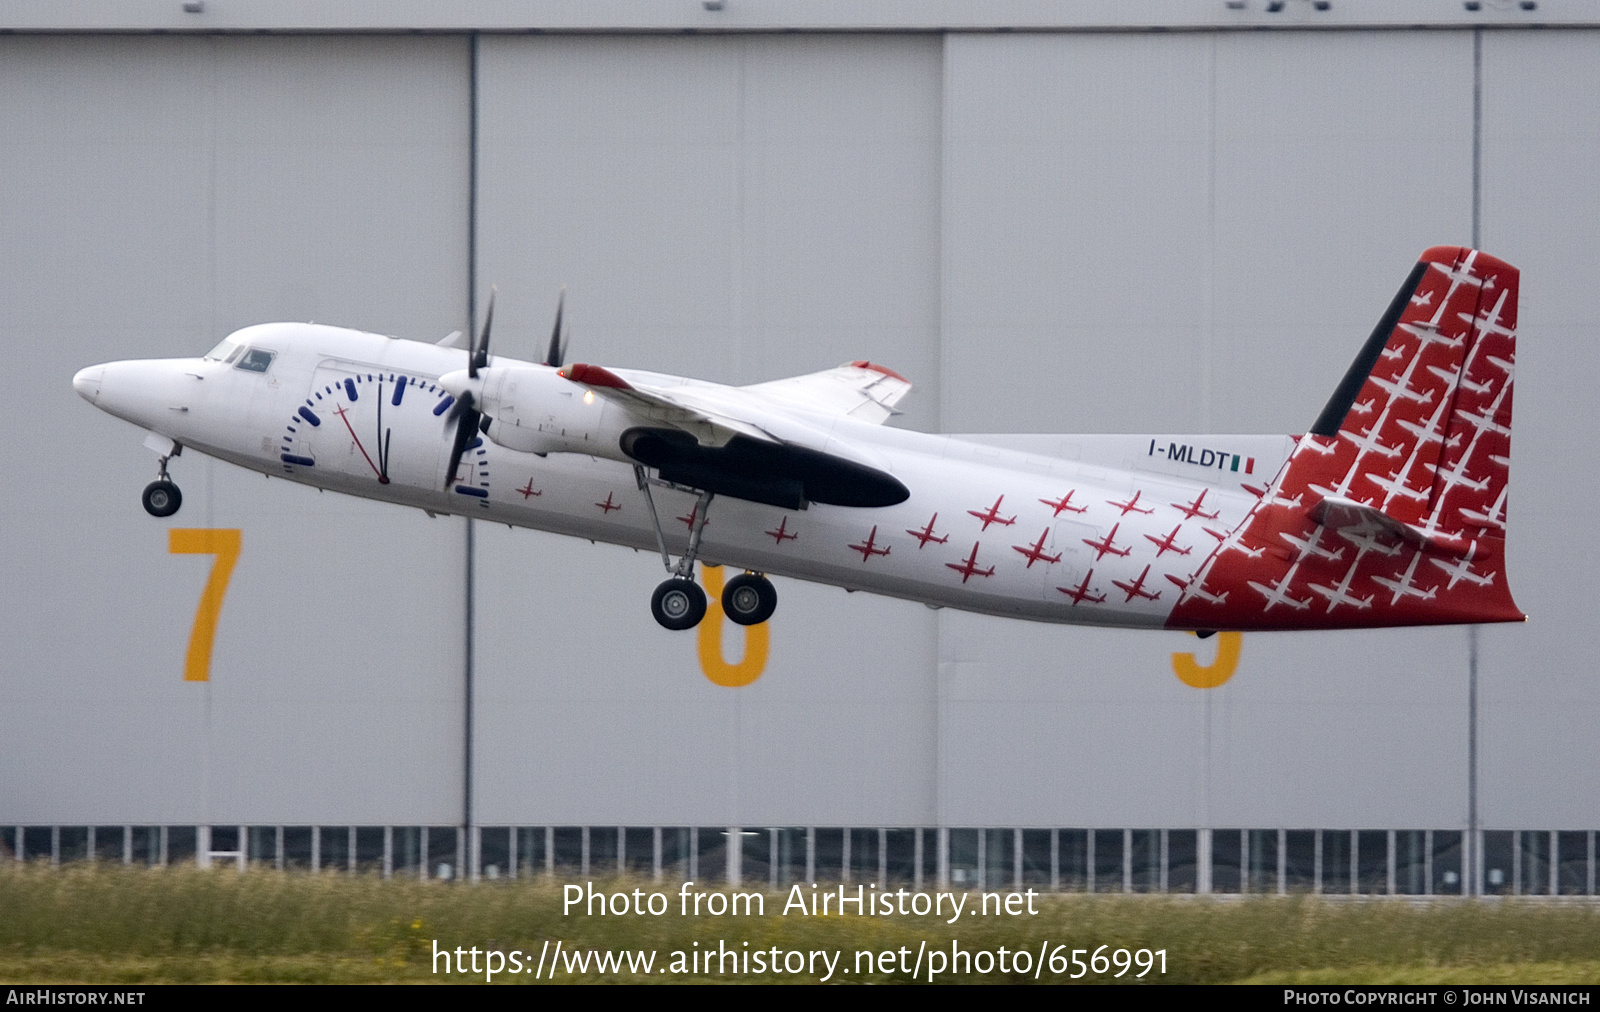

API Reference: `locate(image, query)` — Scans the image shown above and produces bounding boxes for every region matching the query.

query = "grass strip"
[1,865,1596,984]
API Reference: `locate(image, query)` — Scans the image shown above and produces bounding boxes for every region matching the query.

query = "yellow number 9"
[1171,631,1241,689]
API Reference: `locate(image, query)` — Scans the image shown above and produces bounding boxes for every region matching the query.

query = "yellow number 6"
[696,564,769,688]
[168,529,242,682]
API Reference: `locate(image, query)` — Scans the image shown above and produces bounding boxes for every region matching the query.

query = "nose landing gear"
[142,479,182,518]
[141,452,182,518]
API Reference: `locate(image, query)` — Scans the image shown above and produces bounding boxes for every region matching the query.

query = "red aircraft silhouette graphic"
[906,513,949,548]
[1082,523,1132,561]
[848,525,891,562]
[946,542,996,583]
[1143,524,1192,557]
[765,516,798,544]
[967,496,1016,530]
[1170,489,1218,521]
[1039,491,1087,516]
[594,491,621,513]
[1112,564,1162,603]
[1108,490,1155,516]
[517,478,542,499]
[677,502,708,530]
[1012,529,1062,568]
[1058,569,1106,605]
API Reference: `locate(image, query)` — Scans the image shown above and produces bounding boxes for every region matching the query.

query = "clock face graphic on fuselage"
[278,365,490,507]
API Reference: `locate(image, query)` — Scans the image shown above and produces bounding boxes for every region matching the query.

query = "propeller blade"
[444,390,480,488]
[443,387,470,423]
[470,286,496,378]
[544,287,566,368]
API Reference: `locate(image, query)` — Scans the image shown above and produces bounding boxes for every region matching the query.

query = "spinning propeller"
[442,287,571,488]
[544,287,567,368]
[442,287,494,488]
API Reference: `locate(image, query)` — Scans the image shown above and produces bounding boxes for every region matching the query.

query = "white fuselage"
[74,323,1293,628]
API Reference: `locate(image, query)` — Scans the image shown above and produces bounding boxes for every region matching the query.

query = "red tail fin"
[1169,247,1522,630]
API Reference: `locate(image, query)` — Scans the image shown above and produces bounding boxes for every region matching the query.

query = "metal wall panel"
[0,36,471,824]
[936,31,1485,828]
[3,26,1594,834]
[471,34,943,826]
[1477,28,1600,829]
[4,0,1588,33]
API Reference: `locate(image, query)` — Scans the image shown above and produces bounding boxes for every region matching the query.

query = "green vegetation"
[0,865,1596,984]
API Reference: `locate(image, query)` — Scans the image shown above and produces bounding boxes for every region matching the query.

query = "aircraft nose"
[72,364,105,403]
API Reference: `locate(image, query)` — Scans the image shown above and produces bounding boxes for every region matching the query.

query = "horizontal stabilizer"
[1309,494,1468,556]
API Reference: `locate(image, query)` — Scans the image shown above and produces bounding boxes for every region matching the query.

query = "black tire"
[142,480,182,518]
[722,572,777,626]
[651,577,707,631]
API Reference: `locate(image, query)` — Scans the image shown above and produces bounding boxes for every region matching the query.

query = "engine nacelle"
[476,365,635,460]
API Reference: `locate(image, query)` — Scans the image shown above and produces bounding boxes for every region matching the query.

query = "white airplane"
[1278,527,1344,563]
[73,246,1528,633]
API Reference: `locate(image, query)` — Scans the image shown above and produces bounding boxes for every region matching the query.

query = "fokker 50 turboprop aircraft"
[73,246,1523,633]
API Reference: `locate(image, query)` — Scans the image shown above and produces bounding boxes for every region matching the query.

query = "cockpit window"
[204,338,240,362]
[235,348,276,373]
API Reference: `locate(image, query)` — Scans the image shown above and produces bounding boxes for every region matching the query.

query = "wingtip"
[849,360,910,384]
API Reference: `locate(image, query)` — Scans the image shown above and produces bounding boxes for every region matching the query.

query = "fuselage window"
[235,348,276,373]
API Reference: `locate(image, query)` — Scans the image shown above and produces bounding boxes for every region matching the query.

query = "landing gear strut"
[633,466,780,630]
[142,452,182,518]
[635,465,713,630]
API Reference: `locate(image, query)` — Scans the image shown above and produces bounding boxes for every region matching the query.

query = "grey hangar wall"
[2,19,1597,836]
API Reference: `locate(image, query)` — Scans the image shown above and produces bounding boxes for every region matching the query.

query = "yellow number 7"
[168,529,242,682]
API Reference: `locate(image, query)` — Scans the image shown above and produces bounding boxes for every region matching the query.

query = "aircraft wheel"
[141,480,182,518]
[722,573,777,626]
[651,578,706,631]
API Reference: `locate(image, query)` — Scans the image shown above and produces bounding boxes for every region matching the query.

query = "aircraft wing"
[739,361,912,424]
[556,362,911,509]
[561,363,773,448]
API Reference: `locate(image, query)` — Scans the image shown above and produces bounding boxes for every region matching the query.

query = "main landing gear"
[141,450,183,518]
[650,577,705,632]
[634,465,777,631]
[721,571,777,626]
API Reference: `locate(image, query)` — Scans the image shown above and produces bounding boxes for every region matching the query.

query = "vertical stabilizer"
[1168,247,1523,630]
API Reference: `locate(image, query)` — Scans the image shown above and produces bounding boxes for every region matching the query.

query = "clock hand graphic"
[331,402,387,483]
[281,370,491,502]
